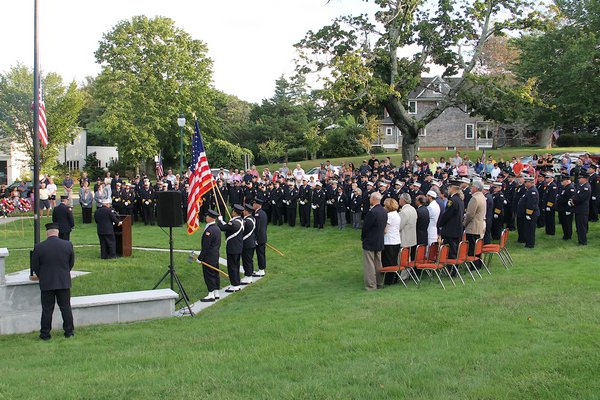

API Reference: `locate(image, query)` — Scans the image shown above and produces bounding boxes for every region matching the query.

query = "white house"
[57,129,119,170]
[0,139,29,185]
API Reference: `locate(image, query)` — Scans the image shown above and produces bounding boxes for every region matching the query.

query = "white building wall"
[0,140,29,184]
[57,129,87,170]
[87,146,119,169]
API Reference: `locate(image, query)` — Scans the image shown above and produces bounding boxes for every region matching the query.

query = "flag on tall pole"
[155,150,164,179]
[37,78,48,147]
[186,118,215,234]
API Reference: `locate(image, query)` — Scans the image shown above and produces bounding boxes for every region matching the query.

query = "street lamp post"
[177,113,186,173]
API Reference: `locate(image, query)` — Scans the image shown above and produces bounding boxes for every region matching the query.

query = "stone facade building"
[375,76,496,151]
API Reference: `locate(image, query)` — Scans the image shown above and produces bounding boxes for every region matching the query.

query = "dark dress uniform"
[284,186,299,227]
[542,179,558,235]
[334,190,349,229]
[121,188,135,218]
[536,179,546,228]
[437,192,464,258]
[198,222,222,292]
[517,184,539,248]
[513,184,527,243]
[589,171,600,222]
[484,191,494,244]
[254,207,268,273]
[416,204,430,246]
[111,187,124,214]
[270,185,284,225]
[556,180,576,240]
[311,186,327,228]
[326,185,338,226]
[217,214,244,288]
[94,205,121,259]
[140,186,155,225]
[491,188,505,240]
[229,185,243,207]
[503,179,516,230]
[52,202,74,241]
[350,191,363,228]
[571,180,591,245]
[214,184,228,213]
[298,184,312,227]
[462,187,472,209]
[31,234,75,340]
[241,213,256,279]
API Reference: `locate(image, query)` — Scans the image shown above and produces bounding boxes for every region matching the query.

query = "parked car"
[210,168,230,182]
[2,180,33,198]
[304,166,341,182]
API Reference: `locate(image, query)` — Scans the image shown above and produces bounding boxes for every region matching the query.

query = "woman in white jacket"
[426,190,441,245]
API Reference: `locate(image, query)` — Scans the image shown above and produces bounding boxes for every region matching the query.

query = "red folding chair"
[445,241,469,284]
[465,238,488,277]
[481,229,512,270]
[381,247,415,288]
[415,244,454,289]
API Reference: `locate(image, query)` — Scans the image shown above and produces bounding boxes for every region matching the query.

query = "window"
[385,127,393,136]
[465,123,475,139]
[477,122,492,139]
[446,146,456,151]
[408,101,417,114]
[418,128,426,137]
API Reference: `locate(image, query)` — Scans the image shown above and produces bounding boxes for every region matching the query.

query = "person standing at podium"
[94,199,122,259]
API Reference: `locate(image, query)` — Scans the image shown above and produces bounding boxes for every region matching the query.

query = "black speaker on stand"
[153,191,193,316]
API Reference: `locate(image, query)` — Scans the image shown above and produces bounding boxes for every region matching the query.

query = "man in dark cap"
[217,204,245,292]
[556,174,576,240]
[252,198,268,277]
[588,164,599,222]
[311,181,326,228]
[569,170,591,245]
[94,199,122,259]
[52,195,75,241]
[542,172,558,236]
[240,204,257,284]
[198,210,222,302]
[31,223,75,340]
[517,176,539,248]
[437,180,464,259]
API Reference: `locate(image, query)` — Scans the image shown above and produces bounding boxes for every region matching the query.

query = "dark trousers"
[537,209,545,228]
[82,207,93,223]
[559,211,573,240]
[242,247,255,277]
[516,216,525,243]
[443,237,459,259]
[575,213,588,245]
[300,205,310,227]
[227,253,241,286]
[492,215,503,240]
[286,207,297,227]
[272,204,282,225]
[466,233,482,267]
[328,205,337,226]
[483,222,492,244]
[524,217,537,248]
[40,289,74,339]
[142,204,154,225]
[313,207,325,228]
[505,206,515,230]
[382,244,400,285]
[202,262,220,292]
[545,209,556,235]
[59,232,70,241]
[256,243,266,270]
[99,233,116,259]
[590,198,599,222]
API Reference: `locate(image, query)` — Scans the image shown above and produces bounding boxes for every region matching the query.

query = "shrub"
[287,147,307,162]
[207,139,253,170]
[556,133,578,147]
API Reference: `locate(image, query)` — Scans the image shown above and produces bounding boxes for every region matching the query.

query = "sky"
[0,0,374,103]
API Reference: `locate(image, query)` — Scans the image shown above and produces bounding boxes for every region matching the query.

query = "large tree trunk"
[384,96,420,161]
[538,128,554,149]
[401,131,419,162]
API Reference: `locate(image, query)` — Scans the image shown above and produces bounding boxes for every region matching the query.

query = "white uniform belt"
[243,218,255,240]
[226,219,243,243]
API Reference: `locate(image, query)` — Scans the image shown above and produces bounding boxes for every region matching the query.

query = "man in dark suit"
[517,176,540,248]
[437,181,465,259]
[415,195,430,246]
[361,191,388,291]
[31,223,75,340]
[94,199,122,259]
[240,204,257,284]
[198,210,222,302]
[570,170,591,245]
[217,204,244,292]
[252,199,269,277]
[52,195,74,241]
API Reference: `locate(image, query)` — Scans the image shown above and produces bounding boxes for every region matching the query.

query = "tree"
[205,139,252,170]
[0,64,84,172]
[303,126,326,160]
[212,90,252,144]
[93,15,216,171]
[257,139,286,164]
[295,0,541,160]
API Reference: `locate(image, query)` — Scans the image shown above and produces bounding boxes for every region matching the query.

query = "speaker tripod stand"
[153,227,194,316]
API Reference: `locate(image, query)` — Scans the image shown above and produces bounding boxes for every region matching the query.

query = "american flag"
[187,119,215,234]
[155,151,164,179]
[37,78,48,147]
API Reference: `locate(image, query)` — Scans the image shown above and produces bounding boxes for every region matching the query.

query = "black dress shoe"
[64,333,74,338]
[39,336,51,341]
[200,297,215,303]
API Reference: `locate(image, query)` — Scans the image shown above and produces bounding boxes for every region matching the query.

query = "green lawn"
[0,207,599,399]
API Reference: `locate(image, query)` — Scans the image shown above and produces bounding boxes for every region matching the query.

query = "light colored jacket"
[398,203,417,248]
[464,191,486,236]
[427,200,440,244]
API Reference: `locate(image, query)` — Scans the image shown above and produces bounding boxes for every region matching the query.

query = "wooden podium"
[115,215,132,257]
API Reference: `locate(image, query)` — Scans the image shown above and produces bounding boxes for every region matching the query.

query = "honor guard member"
[112,182,123,214]
[334,184,349,229]
[94,199,122,259]
[483,183,494,244]
[556,174,576,240]
[513,176,528,243]
[240,204,257,284]
[569,170,591,245]
[217,204,244,292]
[214,179,228,212]
[243,181,256,206]
[517,175,539,248]
[298,177,311,227]
[31,223,75,340]
[252,199,268,277]
[363,181,375,220]
[229,180,243,207]
[121,183,135,218]
[311,181,327,228]
[536,174,547,228]
[199,210,222,302]
[460,177,472,208]
[588,164,600,222]
[283,179,299,227]
[270,180,284,225]
[542,172,558,235]
[326,180,339,226]
[140,180,155,225]
[52,195,75,241]
[491,182,505,240]
[350,187,363,229]
[437,180,464,259]
[503,173,517,230]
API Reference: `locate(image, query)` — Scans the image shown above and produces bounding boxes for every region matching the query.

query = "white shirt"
[293,168,305,181]
[384,211,401,245]
[491,167,501,180]
[427,200,441,244]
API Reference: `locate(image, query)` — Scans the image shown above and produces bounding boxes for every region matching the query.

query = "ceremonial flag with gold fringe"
[187,119,215,234]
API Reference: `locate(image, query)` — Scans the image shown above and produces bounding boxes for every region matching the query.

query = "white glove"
[504,200,507,205]
[271,200,276,205]
[546,207,551,212]
[526,216,531,220]
[568,200,574,207]
[565,212,571,215]
[493,214,498,219]
[311,204,317,209]
[218,216,224,222]
[593,197,597,201]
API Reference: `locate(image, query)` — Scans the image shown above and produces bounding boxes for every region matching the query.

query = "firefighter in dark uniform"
[503,173,516,230]
[217,204,244,292]
[536,174,546,228]
[588,164,599,222]
[284,179,299,227]
[252,198,268,277]
[569,170,591,245]
[491,182,505,240]
[94,199,122,259]
[542,172,558,235]
[52,195,75,241]
[270,181,284,225]
[121,183,135,219]
[311,181,326,228]
[240,204,257,285]
[483,183,494,244]
[111,182,123,214]
[326,180,338,226]
[517,176,539,248]
[460,178,472,209]
[140,180,155,225]
[214,179,228,213]
[513,177,527,243]
[229,180,243,207]
[198,209,222,302]
[437,180,464,259]
[298,178,311,227]
[556,174,576,240]
[243,181,256,206]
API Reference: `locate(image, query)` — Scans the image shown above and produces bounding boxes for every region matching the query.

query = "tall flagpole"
[32,0,41,248]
